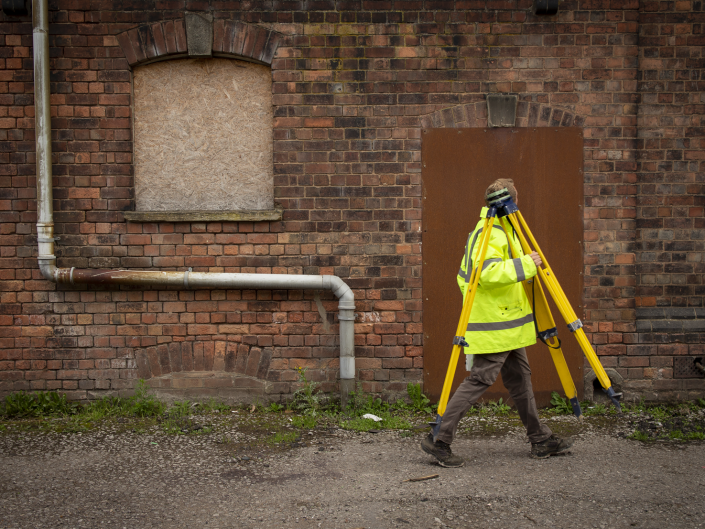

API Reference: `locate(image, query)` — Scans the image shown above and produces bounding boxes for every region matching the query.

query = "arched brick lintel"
[133,341,278,399]
[116,19,283,68]
[135,341,273,381]
[420,100,586,130]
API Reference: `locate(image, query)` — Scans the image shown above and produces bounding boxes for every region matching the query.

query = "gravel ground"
[1,414,704,529]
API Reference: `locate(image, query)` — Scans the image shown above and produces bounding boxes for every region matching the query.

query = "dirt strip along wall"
[0,0,703,402]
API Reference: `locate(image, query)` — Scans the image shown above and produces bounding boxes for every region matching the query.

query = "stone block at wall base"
[144,372,272,405]
[583,366,704,404]
[616,379,705,404]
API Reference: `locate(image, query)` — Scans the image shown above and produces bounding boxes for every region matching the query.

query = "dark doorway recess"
[421,127,585,407]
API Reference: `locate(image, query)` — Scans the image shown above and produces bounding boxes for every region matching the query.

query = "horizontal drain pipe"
[31,0,355,405]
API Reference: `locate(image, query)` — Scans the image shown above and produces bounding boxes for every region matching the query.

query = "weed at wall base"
[0,380,165,420]
[2,391,79,418]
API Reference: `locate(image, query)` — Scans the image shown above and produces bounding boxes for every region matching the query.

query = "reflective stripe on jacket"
[456,207,538,355]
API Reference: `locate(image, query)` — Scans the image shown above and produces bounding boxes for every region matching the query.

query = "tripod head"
[485,187,518,218]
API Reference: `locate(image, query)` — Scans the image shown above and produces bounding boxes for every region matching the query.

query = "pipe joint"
[53,266,72,284]
[337,311,356,322]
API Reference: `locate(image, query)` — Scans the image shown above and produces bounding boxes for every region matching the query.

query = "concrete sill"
[124,208,283,223]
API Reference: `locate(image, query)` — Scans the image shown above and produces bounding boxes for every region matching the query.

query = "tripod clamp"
[452,336,469,348]
[538,327,559,341]
[567,319,583,332]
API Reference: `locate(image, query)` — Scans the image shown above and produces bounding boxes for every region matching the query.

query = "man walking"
[422,179,573,467]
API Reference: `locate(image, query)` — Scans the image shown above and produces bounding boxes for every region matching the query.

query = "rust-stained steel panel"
[422,128,585,407]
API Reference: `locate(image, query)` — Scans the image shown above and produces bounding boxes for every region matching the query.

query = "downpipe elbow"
[38,257,57,282]
[327,275,355,308]
[324,275,356,382]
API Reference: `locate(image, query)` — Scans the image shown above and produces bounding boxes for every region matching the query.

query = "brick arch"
[419,100,586,130]
[116,19,283,68]
[134,340,274,400]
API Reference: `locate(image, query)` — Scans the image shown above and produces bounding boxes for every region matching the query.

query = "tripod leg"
[524,277,582,418]
[512,211,620,406]
[506,211,622,412]
[430,214,495,439]
[499,218,582,418]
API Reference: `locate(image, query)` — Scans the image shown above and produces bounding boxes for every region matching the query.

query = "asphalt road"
[1,419,704,529]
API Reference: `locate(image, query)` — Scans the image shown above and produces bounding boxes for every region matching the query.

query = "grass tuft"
[291,415,317,429]
[268,431,297,445]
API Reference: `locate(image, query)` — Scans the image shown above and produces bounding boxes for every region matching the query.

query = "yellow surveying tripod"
[430,188,622,439]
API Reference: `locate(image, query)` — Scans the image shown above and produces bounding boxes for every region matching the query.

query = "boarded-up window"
[133,58,273,212]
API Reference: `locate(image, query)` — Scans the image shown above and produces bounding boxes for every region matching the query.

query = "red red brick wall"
[632,0,705,398]
[0,0,703,402]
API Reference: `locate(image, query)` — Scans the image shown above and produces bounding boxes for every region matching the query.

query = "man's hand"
[530,251,542,268]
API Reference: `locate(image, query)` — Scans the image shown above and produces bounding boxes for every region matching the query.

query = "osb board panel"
[133,58,273,211]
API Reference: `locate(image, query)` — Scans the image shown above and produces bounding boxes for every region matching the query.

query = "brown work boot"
[531,434,573,459]
[421,433,465,468]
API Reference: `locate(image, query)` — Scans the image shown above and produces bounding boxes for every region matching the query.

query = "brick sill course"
[636,308,705,333]
[124,208,283,223]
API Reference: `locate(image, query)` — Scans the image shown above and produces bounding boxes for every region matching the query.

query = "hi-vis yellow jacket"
[456,207,538,355]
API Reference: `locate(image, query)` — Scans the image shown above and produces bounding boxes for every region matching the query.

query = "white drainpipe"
[31,0,355,405]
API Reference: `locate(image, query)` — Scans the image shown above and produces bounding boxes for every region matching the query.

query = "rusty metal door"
[422,128,585,407]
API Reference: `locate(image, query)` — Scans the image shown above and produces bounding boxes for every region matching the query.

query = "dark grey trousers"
[437,348,552,444]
